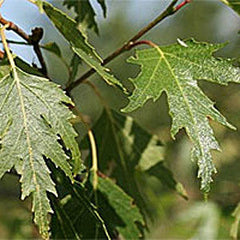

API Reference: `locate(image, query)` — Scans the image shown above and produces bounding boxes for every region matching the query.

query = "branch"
[0,14,48,76]
[65,0,191,93]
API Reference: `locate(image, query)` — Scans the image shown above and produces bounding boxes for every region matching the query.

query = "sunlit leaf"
[0,66,82,238]
[123,39,240,192]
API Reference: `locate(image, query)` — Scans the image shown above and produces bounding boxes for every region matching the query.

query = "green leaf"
[84,109,162,194]
[41,1,98,59]
[50,166,111,239]
[38,1,124,91]
[15,57,44,77]
[231,202,240,239]
[83,108,185,210]
[146,162,188,200]
[68,53,82,84]
[63,0,107,33]
[51,164,144,239]
[0,66,82,238]
[42,42,62,58]
[72,47,125,90]
[221,0,240,14]
[122,39,240,192]
[88,175,145,239]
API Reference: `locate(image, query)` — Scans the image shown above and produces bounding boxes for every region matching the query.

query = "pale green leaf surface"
[0,67,82,237]
[123,39,240,192]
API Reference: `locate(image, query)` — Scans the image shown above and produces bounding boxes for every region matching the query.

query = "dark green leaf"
[63,0,107,33]
[68,54,82,84]
[97,0,107,17]
[50,166,111,239]
[42,42,62,57]
[82,108,185,211]
[146,162,188,200]
[92,175,145,239]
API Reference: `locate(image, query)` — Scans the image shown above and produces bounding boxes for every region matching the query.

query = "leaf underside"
[0,66,82,238]
[123,39,240,192]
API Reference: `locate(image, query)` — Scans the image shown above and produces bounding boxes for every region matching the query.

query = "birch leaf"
[0,66,82,238]
[123,39,240,192]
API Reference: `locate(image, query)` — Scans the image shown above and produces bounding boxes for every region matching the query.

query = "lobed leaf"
[123,39,240,192]
[0,66,82,238]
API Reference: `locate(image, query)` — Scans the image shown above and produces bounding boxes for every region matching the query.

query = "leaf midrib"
[155,46,206,161]
[12,67,45,232]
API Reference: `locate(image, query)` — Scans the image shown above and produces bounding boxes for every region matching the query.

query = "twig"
[29,27,47,76]
[65,0,191,93]
[70,104,99,190]
[0,16,29,42]
[174,0,191,12]
[88,130,98,191]
[0,23,15,68]
[0,14,48,76]
[0,49,4,58]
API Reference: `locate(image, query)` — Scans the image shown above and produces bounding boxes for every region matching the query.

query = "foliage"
[123,40,240,192]
[63,0,106,33]
[0,0,240,239]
